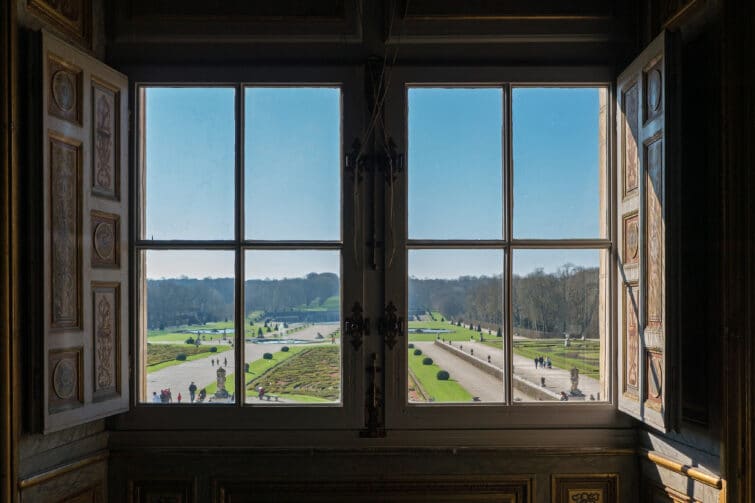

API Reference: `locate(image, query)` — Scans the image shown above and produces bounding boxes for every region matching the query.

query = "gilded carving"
[552,475,617,503]
[47,55,82,124]
[568,490,603,503]
[646,139,664,330]
[92,79,119,199]
[623,82,639,197]
[90,211,119,268]
[646,350,664,410]
[92,283,119,399]
[50,134,81,329]
[48,348,83,413]
[625,283,640,395]
[623,212,639,265]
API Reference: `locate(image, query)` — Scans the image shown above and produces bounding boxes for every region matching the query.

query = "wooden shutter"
[39,31,129,432]
[616,31,679,432]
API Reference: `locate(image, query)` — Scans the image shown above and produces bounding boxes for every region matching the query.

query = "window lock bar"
[345,301,370,351]
[378,301,404,350]
[359,352,385,438]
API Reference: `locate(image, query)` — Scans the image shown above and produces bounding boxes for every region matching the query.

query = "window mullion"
[504,83,513,406]
[235,83,245,407]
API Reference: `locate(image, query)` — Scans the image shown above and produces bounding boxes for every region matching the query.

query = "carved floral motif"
[623,83,639,196]
[92,82,118,198]
[91,211,119,268]
[646,139,664,330]
[625,284,639,393]
[50,136,80,328]
[93,284,118,398]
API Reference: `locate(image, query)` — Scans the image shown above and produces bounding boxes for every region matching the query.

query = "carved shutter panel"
[616,31,679,432]
[40,31,129,432]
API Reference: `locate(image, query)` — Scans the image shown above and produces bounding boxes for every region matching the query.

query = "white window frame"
[114,64,632,433]
[383,66,623,429]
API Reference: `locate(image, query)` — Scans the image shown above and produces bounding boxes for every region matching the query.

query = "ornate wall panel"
[551,474,618,503]
[645,349,664,411]
[615,31,677,432]
[47,54,82,125]
[90,211,119,268]
[48,347,83,413]
[622,81,640,198]
[91,78,120,200]
[622,212,639,266]
[623,282,640,397]
[91,282,119,401]
[18,452,107,502]
[49,132,82,330]
[27,0,92,48]
[40,30,130,433]
[645,136,665,334]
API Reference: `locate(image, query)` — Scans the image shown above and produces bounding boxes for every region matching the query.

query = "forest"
[146,266,599,338]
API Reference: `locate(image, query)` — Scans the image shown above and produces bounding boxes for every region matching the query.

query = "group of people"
[210,357,228,367]
[534,355,552,369]
[187,381,207,402]
[152,388,183,403]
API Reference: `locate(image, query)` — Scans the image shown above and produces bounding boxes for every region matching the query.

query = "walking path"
[443,339,602,401]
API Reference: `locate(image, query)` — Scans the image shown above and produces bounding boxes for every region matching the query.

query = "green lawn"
[498,338,601,378]
[247,346,340,402]
[146,343,230,367]
[407,318,498,342]
[407,350,473,403]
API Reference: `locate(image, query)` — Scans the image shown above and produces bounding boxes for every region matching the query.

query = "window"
[135,70,365,428]
[133,67,616,430]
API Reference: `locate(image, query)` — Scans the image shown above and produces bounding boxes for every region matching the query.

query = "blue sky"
[144,86,603,280]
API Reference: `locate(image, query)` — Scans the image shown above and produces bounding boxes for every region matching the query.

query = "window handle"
[344,301,370,351]
[378,301,404,350]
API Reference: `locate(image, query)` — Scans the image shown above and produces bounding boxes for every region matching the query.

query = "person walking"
[224,357,227,367]
[188,381,197,403]
[177,392,182,403]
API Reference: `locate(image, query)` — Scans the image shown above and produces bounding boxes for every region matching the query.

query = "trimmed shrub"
[244,363,250,373]
[408,343,415,349]
[281,346,290,352]
[436,370,450,380]
[185,337,195,345]
[422,357,433,365]
[413,348,422,356]
[209,346,218,353]
[175,353,187,361]
[263,353,273,360]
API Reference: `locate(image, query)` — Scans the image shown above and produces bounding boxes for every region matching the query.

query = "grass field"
[407,349,473,403]
[481,338,601,378]
[246,346,340,402]
[407,318,499,343]
[146,343,230,367]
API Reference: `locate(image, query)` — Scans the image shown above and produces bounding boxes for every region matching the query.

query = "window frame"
[383,66,623,429]
[118,65,366,430]
[112,63,633,432]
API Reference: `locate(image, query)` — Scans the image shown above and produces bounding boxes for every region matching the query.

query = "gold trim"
[17,450,108,489]
[641,448,723,489]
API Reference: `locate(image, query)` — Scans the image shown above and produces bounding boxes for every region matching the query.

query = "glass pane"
[512,87,605,239]
[244,250,341,404]
[144,87,235,240]
[408,249,504,403]
[245,87,341,240]
[141,250,235,405]
[512,249,606,402]
[408,88,503,239]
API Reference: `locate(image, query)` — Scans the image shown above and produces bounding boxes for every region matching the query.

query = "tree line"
[146,273,339,329]
[409,264,600,339]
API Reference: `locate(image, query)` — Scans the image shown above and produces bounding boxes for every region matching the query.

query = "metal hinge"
[344,301,370,351]
[378,301,404,350]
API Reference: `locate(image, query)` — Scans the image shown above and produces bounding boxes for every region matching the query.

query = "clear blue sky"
[145,86,603,280]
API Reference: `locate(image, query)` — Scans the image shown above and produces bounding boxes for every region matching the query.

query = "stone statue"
[570,367,581,395]
[215,367,229,399]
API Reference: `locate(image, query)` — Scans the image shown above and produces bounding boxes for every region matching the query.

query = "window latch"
[378,301,404,350]
[345,301,370,351]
